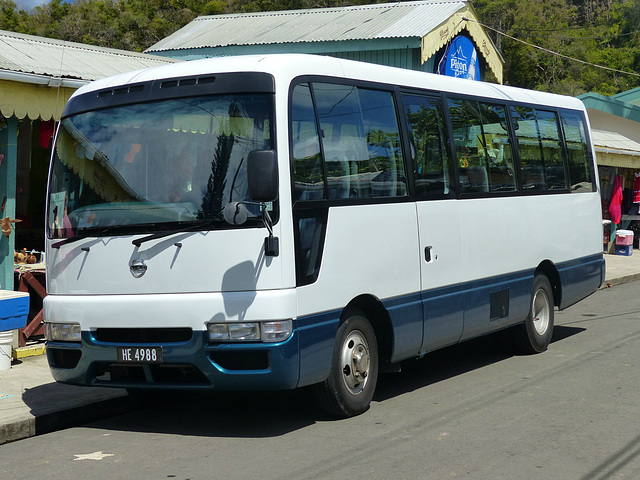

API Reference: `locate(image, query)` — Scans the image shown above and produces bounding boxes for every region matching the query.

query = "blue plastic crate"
[0,290,29,331]
[615,245,633,256]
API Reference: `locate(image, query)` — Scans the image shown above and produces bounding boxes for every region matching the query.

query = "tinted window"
[313,83,407,199]
[295,213,327,286]
[561,111,594,192]
[291,83,323,201]
[511,106,567,191]
[403,94,454,198]
[448,98,516,193]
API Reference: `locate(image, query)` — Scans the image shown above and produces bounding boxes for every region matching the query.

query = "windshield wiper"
[51,228,113,249]
[131,219,222,247]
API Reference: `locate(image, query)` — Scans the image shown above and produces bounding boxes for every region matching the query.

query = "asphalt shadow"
[374,324,586,402]
[86,389,318,438]
[30,324,586,439]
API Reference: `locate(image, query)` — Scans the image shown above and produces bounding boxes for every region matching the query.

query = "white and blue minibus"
[44,54,604,417]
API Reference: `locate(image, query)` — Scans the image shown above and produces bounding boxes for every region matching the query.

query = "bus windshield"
[48,93,274,238]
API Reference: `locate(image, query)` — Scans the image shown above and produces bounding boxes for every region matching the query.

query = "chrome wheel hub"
[340,329,370,395]
[532,288,550,335]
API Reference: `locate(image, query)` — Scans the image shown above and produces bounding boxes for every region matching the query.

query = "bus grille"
[94,328,192,343]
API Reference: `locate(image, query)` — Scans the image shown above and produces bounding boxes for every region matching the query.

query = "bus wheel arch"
[343,295,393,367]
[536,260,561,308]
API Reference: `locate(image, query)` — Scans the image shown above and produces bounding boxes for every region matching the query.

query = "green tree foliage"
[0,0,28,30]
[473,0,640,95]
[0,0,205,50]
[0,0,638,95]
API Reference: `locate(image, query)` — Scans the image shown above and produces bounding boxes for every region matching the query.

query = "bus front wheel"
[513,274,555,354]
[314,312,379,418]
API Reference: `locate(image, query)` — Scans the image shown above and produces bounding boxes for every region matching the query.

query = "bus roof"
[71,53,585,112]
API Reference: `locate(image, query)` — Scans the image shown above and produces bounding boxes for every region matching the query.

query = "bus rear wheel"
[513,274,554,354]
[314,312,378,418]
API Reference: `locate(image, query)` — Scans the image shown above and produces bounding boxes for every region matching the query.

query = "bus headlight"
[208,323,260,342]
[207,320,292,343]
[44,322,82,342]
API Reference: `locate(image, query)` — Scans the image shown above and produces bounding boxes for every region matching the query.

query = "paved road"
[2,282,640,480]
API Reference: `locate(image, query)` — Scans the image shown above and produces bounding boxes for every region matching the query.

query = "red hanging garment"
[633,173,640,204]
[39,120,55,149]
[609,175,623,224]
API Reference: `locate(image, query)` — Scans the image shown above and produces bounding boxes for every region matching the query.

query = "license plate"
[117,346,163,364]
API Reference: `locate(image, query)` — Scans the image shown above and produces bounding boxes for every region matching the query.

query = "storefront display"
[601,165,640,252]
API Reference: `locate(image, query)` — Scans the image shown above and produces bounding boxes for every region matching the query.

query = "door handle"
[425,246,433,262]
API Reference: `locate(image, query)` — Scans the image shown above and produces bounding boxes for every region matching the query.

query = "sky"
[14,0,60,11]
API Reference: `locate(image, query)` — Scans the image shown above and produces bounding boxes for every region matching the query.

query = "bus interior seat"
[325,158,352,199]
[522,166,546,190]
[489,167,516,192]
[461,166,489,192]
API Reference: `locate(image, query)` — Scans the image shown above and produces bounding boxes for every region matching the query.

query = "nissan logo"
[129,258,148,278]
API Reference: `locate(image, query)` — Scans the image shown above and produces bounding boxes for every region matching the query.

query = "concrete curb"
[35,395,141,437]
[600,273,640,289]
[0,417,34,445]
[1,393,139,445]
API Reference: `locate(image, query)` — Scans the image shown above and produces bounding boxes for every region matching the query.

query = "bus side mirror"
[247,149,278,202]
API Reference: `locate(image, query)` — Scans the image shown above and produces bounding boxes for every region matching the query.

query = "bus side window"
[535,110,567,190]
[294,212,327,286]
[402,93,454,199]
[510,106,567,191]
[448,98,516,194]
[313,83,407,199]
[560,111,594,192]
[479,102,516,193]
[358,88,407,198]
[291,83,324,201]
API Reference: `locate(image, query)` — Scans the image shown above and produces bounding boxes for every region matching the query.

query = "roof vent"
[96,84,146,98]
[160,76,216,88]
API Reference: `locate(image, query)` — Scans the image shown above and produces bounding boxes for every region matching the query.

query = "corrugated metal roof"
[0,29,178,81]
[593,129,640,156]
[146,0,467,52]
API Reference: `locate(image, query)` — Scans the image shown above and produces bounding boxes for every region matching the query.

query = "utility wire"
[497,28,640,41]
[460,15,640,78]
[480,22,640,39]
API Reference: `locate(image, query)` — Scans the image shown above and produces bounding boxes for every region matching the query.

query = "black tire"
[314,312,379,418]
[513,274,555,354]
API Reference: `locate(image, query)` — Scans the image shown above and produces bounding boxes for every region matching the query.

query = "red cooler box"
[615,229,634,246]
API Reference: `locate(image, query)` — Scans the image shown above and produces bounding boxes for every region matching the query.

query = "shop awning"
[592,129,640,169]
[0,29,179,121]
[0,79,76,121]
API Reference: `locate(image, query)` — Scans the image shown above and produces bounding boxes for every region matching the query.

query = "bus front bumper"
[45,329,301,391]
